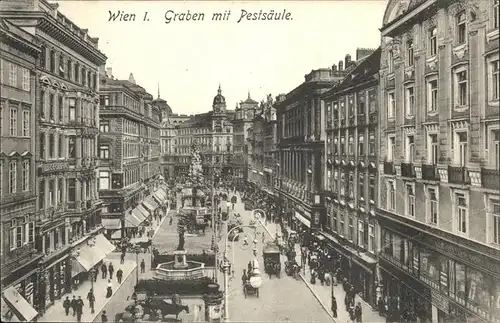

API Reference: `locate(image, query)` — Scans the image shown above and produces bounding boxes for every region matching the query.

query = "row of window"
[386,60,499,120]
[386,127,500,168]
[0,60,31,91]
[3,106,31,137]
[0,159,30,196]
[327,131,376,156]
[40,89,98,126]
[327,169,377,202]
[38,177,94,210]
[40,46,97,91]
[329,210,375,252]
[99,165,151,190]
[7,222,35,251]
[40,134,96,160]
[325,90,377,125]
[385,180,500,244]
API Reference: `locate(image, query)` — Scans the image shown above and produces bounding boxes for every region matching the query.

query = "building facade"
[276,66,348,239]
[322,48,381,307]
[248,102,265,185]
[263,95,279,189]
[378,0,499,322]
[1,0,108,311]
[173,86,235,179]
[160,115,178,180]
[98,71,163,239]
[0,18,42,321]
[233,93,259,180]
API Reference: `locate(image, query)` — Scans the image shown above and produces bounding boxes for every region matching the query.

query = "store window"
[420,246,440,289]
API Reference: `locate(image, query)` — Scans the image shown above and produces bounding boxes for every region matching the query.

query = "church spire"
[157,82,160,98]
[248,91,251,99]
[218,83,222,95]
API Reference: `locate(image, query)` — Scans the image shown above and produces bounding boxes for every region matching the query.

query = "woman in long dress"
[106,279,113,298]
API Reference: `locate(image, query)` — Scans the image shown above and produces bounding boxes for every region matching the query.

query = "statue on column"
[177,219,186,251]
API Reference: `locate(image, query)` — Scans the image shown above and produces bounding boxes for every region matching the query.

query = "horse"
[135,239,152,253]
[114,311,135,322]
[144,299,189,320]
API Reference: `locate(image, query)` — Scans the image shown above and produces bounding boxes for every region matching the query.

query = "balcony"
[384,161,396,175]
[448,166,470,185]
[421,164,440,181]
[401,163,415,178]
[38,160,69,175]
[481,168,500,190]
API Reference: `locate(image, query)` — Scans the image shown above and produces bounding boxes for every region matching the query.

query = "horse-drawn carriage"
[116,293,189,322]
[263,243,281,279]
[243,268,262,298]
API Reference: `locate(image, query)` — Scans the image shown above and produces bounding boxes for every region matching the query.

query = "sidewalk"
[292,242,385,323]
[39,258,137,322]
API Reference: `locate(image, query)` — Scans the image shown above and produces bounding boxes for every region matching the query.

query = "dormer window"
[406,40,414,66]
[457,12,467,45]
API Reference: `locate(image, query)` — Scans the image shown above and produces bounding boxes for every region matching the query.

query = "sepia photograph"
[0,0,499,322]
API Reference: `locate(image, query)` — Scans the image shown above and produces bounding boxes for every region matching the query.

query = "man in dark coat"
[116,268,123,284]
[108,263,114,279]
[70,295,77,316]
[87,288,95,314]
[120,252,125,264]
[355,302,362,323]
[75,296,84,322]
[101,310,108,322]
[140,259,146,273]
[331,295,338,318]
[101,263,107,279]
[63,296,71,316]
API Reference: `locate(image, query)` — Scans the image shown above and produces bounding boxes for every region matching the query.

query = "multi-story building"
[173,86,235,178]
[0,18,42,321]
[160,115,178,180]
[233,93,259,180]
[98,70,164,239]
[377,1,499,322]
[248,102,265,185]
[322,48,381,307]
[263,94,279,189]
[276,64,348,239]
[1,0,110,311]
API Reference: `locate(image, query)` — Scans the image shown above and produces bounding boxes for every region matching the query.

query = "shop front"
[319,230,377,306]
[294,207,312,245]
[378,210,500,323]
[38,253,72,310]
[71,234,116,288]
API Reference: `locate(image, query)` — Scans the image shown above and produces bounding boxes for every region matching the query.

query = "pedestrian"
[348,306,356,323]
[87,288,95,314]
[93,269,98,282]
[331,295,338,318]
[101,263,107,279]
[355,302,362,323]
[120,252,125,264]
[108,263,114,280]
[345,294,350,311]
[101,310,108,322]
[106,279,113,298]
[140,259,146,273]
[75,296,84,323]
[70,295,77,316]
[117,268,123,284]
[63,296,71,316]
[169,216,173,225]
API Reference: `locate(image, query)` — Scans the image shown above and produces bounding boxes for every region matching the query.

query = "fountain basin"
[155,261,206,280]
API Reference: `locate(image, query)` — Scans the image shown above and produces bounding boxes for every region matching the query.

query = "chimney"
[345,54,352,68]
[106,67,113,78]
[339,61,344,71]
[331,64,337,71]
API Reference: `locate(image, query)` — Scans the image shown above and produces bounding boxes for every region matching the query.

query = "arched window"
[50,50,55,73]
[8,160,17,194]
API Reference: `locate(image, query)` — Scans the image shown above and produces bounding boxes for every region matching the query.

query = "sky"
[56,0,388,115]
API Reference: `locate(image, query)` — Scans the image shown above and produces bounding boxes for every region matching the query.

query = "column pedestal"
[202,283,223,323]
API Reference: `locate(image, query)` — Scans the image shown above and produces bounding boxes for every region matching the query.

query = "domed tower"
[212,84,226,116]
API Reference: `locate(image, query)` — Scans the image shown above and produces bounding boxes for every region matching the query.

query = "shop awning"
[132,208,147,222]
[294,211,311,228]
[111,230,122,239]
[153,189,168,205]
[102,218,122,230]
[136,204,150,218]
[2,287,38,322]
[125,210,143,228]
[263,167,273,173]
[71,234,115,276]
[142,196,159,212]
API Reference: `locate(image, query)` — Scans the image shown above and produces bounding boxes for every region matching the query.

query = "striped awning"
[136,204,150,217]
[125,210,143,228]
[102,218,121,230]
[142,196,159,212]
